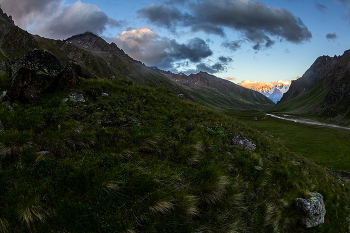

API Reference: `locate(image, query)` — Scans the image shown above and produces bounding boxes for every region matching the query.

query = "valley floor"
[225,110,350,173]
[266,113,350,131]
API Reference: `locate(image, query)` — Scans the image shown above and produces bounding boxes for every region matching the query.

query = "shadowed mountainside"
[271,49,350,121]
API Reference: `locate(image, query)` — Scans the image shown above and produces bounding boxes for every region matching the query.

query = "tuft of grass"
[17,199,55,229]
[149,201,174,214]
[0,218,9,233]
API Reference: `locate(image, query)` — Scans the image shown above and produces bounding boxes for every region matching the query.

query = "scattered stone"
[178,94,184,99]
[101,92,109,97]
[0,91,7,102]
[10,49,62,102]
[295,192,326,228]
[231,133,256,151]
[38,151,50,156]
[69,92,85,103]
[326,168,350,180]
[58,61,81,90]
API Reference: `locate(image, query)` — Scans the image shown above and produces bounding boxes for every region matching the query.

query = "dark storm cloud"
[182,55,233,74]
[0,0,122,39]
[253,43,262,51]
[218,56,233,64]
[138,0,312,46]
[113,28,213,71]
[137,3,193,31]
[315,3,328,14]
[265,39,275,48]
[168,37,213,63]
[189,0,312,44]
[222,40,243,52]
[326,33,337,40]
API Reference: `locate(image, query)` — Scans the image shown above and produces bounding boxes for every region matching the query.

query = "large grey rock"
[232,133,256,151]
[295,192,326,228]
[10,49,62,102]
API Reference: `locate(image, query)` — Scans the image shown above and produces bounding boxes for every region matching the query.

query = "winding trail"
[266,114,350,131]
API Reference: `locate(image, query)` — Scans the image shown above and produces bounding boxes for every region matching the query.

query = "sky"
[0,0,349,83]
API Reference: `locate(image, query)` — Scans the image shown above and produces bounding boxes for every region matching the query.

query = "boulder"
[295,192,326,228]
[10,49,62,102]
[69,92,85,103]
[232,133,256,151]
[58,61,81,90]
[0,91,8,102]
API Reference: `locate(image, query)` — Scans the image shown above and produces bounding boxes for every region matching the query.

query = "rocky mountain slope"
[271,50,350,120]
[239,80,290,103]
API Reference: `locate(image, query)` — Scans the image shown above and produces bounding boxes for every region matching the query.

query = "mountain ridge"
[0,13,274,111]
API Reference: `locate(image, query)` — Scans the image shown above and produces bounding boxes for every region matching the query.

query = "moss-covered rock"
[10,49,62,102]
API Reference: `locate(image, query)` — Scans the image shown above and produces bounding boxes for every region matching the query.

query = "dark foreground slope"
[0,9,273,111]
[271,49,350,121]
[0,75,349,232]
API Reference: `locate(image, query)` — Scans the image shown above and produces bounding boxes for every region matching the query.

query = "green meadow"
[225,110,350,173]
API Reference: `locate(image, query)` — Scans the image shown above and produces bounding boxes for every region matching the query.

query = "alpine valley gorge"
[0,7,349,233]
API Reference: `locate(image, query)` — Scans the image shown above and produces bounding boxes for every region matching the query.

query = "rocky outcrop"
[0,7,14,24]
[295,192,326,228]
[231,134,256,151]
[10,49,62,102]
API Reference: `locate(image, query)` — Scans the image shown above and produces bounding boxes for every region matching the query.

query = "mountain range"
[0,11,274,111]
[239,80,290,103]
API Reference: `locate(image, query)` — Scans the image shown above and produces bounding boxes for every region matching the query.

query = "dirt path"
[266,114,350,131]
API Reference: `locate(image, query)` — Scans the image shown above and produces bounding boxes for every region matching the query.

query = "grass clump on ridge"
[0,78,349,232]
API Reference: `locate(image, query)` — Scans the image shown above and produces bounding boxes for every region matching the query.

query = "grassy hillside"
[0,77,349,232]
[269,83,330,113]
